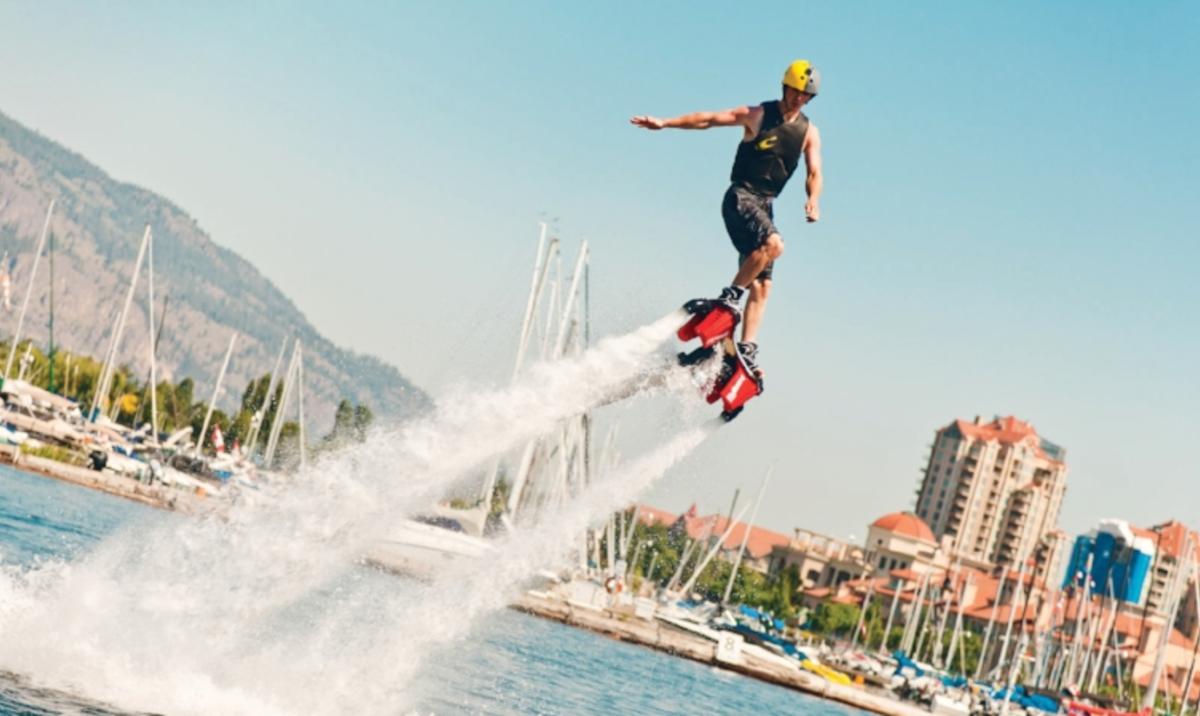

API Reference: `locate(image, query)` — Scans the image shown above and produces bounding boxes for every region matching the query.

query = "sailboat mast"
[146,231,158,441]
[195,332,237,456]
[680,503,752,595]
[248,336,288,455]
[1142,536,1195,710]
[5,199,54,380]
[581,260,591,489]
[91,226,151,419]
[552,242,588,358]
[264,339,300,468]
[723,467,773,604]
[512,223,551,381]
[479,229,556,505]
[47,226,55,393]
[296,343,305,468]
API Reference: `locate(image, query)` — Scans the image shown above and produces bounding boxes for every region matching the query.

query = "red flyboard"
[707,356,761,417]
[677,305,737,348]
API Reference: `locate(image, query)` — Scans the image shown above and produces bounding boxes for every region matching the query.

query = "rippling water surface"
[0,465,867,715]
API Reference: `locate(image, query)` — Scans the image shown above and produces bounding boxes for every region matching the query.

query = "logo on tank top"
[756,136,779,151]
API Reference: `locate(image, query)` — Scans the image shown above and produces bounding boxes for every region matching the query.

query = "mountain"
[0,109,428,428]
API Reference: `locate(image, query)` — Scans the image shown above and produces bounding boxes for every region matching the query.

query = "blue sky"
[0,2,1197,541]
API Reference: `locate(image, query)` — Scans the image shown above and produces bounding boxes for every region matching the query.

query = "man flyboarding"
[631,59,823,379]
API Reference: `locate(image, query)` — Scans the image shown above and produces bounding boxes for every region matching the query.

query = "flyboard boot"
[676,287,763,421]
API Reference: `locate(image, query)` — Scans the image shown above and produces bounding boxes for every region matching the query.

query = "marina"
[0,4,1197,714]
[0,464,870,716]
[513,589,929,716]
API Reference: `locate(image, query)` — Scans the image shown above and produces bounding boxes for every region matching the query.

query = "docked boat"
[366,517,493,580]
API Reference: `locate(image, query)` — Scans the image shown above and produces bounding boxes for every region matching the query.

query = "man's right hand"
[630,115,666,130]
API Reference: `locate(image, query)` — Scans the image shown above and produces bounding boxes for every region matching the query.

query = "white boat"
[0,424,28,445]
[932,693,972,716]
[366,518,493,580]
[654,602,725,642]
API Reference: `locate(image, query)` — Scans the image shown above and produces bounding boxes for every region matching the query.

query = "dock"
[0,444,202,512]
[513,590,930,716]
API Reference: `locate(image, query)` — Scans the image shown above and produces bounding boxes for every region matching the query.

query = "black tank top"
[729,100,809,197]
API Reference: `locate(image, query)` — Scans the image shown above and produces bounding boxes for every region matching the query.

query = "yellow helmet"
[782,59,820,96]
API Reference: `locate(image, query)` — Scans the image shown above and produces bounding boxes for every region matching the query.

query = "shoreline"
[0,451,927,715]
[0,444,201,513]
[512,591,930,716]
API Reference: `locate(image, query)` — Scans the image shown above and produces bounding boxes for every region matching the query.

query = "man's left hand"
[805,199,820,223]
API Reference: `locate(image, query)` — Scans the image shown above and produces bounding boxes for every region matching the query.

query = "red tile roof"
[1125,520,1200,561]
[634,504,678,527]
[950,416,1062,464]
[963,601,1040,624]
[870,512,936,543]
[1150,520,1200,560]
[682,513,791,559]
[1130,525,1158,541]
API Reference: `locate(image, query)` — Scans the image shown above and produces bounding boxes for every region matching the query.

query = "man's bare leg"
[727,233,782,376]
[742,278,771,344]
[731,233,784,289]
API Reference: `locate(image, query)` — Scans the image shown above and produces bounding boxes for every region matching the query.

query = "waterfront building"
[1050,518,1200,696]
[767,529,867,588]
[770,512,949,591]
[1062,519,1156,604]
[1131,520,1199,622]
[1031,528,1069,588]
[1062,518,1198,622]
[863,511,946,577]
[914,415,1068,574]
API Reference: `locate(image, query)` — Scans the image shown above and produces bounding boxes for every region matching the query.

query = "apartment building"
[915,415,1068,573]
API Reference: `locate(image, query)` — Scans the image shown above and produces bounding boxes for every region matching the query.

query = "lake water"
[0,465,868,715]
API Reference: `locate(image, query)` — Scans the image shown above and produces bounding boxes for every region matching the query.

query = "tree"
[352,404,373,439]
[806,602,861,638]
[170,377,195,431]
[319,399,375,451]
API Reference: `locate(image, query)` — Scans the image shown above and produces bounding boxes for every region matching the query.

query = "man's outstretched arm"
[803,124,823,222]
[630,105,755,131]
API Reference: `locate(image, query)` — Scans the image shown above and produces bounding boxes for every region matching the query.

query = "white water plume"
[0,310,716,715]
[380,419,723,699]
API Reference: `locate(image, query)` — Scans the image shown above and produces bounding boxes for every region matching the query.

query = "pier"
[514,591,929,716]
[0,444,201,512]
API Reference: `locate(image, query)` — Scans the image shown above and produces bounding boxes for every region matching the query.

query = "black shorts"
[721,185,778,281]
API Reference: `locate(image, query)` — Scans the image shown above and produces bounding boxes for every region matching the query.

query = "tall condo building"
[915,416,1068,573]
